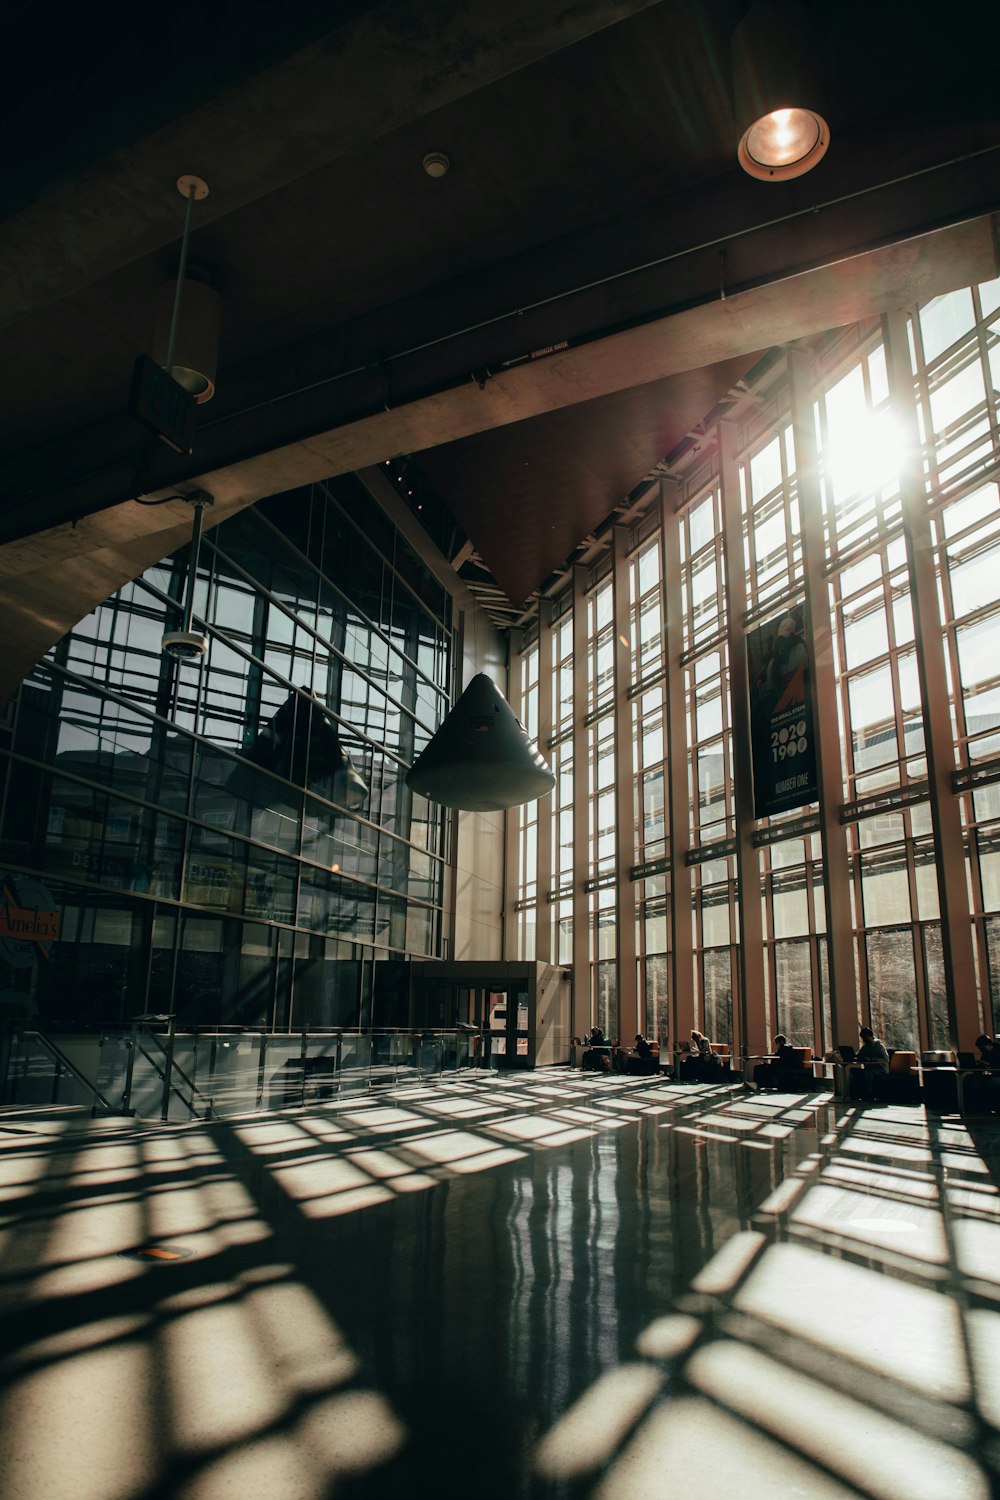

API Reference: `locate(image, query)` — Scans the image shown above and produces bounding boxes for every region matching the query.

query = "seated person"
[754,1033,792,1090]
[975,1034,999,1067]
[964,1034,1000,1113]
[625,1032,657,1075]
[582,1025,612,1073]
[683,1028,722,1082]
[854,1025,890,1101]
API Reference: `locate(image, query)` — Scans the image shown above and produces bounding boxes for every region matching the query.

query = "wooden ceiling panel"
[418,350,759,606]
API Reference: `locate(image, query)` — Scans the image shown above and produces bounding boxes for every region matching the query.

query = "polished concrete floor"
[1,1070,999,1499]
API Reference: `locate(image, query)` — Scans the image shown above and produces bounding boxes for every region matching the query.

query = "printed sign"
[0,873,61,967]
[747,607,818,818]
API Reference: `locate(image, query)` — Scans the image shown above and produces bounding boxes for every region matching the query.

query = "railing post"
[208,1034,218,1117]
[121,1021,138,1115]
[196,1034,211,1119]
[255,1032,268,1112]
[0,1024,13,1105]
[160,1017,176,1122]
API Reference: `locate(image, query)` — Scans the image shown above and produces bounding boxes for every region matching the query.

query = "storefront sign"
[0,873,61,966]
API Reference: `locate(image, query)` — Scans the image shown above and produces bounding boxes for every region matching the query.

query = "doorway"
[483,986,530,1071]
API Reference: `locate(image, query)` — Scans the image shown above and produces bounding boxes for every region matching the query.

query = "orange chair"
[774,1046,813,1092]
[878,1049,921,1104]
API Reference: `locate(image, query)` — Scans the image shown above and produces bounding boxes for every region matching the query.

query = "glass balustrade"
[1,1023,478,1121]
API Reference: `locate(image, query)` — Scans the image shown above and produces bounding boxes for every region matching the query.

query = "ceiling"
[1,0,998,659]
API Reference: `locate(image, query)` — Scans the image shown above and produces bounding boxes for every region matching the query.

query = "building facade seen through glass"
[0,478,451,1030]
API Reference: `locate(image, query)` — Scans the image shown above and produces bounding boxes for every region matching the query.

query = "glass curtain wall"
[629,530,670,1044]
[550,601,576,967]
[0,478,451,1029]
[510,272,1000,1054]
[586,578,617,1034]
[514,638,540,959]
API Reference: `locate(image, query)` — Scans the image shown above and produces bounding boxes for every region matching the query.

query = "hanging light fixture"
[406,674,556,811]
[150,175,221,402]
[162,491,213,661]
[732,1,829,181]
[151,266,222,402]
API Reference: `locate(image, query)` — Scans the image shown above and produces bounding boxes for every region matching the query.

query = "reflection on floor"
[0,1069,998,1498]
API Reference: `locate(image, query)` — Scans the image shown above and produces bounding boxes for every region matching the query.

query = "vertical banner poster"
[747,607,818,818]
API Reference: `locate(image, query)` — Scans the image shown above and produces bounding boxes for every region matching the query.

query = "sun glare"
[825,409,910,500]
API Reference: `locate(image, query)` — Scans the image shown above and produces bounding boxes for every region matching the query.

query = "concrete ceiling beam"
[1,212,994,707]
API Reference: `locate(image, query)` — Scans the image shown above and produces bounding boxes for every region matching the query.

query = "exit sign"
[130,355,197,454]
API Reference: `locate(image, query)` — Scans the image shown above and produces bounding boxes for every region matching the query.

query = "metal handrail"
[131,1028,210,1121]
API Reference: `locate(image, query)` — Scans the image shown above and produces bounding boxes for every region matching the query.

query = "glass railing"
[0,1027,115,1114]
[2,1022,479,1122]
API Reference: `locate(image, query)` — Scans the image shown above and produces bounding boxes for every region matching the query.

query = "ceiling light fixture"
[422,151,450,179]
[152,267,221,402]
[150,176,222,400]
[732,2,829,181]
[162,490,213,661]
[406,674,555,810]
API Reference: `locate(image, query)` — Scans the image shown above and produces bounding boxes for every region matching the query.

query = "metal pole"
[255,1033,268,1112]
[181,497,209,636]
[163,185,196,377]
[122,1021,138,1114]
[162,175,208,377]
[160,1016,176,1122]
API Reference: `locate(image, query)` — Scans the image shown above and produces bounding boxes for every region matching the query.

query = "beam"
[1,217,995,707]
[4,213,994,548]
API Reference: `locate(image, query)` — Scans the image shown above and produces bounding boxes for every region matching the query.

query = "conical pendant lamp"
[406,673,555,811]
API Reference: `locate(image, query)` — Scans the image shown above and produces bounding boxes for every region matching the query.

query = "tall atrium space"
[2,3,1000,1498]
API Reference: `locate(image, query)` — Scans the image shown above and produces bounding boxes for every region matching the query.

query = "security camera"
[162,630,208,661]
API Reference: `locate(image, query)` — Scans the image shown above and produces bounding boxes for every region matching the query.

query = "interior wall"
[534,962,570,1066]
[451,599,507,962]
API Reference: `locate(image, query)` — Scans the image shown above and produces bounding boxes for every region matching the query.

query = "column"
[571,565,591,1035]
[613,524,639,1043]
[534,603,554,966]
[504,630,523,962]
[787,347,860,1046]
[661,480,695,1062]
[882,308,982,1048]
[718,420,768,1060]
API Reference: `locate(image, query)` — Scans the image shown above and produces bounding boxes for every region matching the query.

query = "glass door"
[502,985,530,1070]
[486,989,508,1068]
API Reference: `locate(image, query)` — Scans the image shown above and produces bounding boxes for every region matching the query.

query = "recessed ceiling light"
[738,105,828,180]
[731,2,829,181]
[422,151,450,179]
